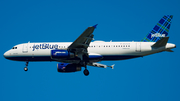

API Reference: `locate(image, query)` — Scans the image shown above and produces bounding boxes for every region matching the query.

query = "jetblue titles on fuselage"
[32,44,58,51]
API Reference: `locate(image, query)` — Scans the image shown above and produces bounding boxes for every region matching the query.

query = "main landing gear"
[24,61,29,71]
[80,61,89,76]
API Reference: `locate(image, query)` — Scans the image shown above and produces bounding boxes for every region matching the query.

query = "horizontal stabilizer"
[152,37,169,48]
[166,49,174,52]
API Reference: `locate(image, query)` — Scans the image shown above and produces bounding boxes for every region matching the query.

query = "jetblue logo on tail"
[141,15,173,42]
[151,33,165,38]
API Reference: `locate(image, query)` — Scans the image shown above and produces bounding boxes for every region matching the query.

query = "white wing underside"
[88,63,115,69]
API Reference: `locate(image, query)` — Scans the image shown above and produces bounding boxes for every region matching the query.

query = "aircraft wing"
[68,24,97,50]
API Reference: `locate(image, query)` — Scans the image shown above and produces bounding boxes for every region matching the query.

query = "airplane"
[4,15,176,76]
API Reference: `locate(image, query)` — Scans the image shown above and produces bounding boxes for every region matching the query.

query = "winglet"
[108,64,115,69]
[93,24,98,28]
[112,64,115,69]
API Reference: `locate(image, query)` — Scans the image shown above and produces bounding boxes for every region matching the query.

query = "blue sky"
[1,0,180,101]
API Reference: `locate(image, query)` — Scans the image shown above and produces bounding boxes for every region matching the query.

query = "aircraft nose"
[3,51,9,59]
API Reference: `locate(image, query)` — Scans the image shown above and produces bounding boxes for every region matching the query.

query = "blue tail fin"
[141,15,173,42]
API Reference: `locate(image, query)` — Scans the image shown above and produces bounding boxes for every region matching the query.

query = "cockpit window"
[12,47,17,49]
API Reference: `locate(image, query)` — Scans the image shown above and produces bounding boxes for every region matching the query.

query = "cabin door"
[22,43,28,53]
[136,42,141,52]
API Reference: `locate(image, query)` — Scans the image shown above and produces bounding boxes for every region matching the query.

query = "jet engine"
[57,63,81,72]
[51,50,75,59]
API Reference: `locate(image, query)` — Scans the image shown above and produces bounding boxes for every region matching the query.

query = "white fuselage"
[3,41,176,62]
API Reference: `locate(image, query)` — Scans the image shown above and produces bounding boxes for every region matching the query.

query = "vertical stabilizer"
[142,15,173,42]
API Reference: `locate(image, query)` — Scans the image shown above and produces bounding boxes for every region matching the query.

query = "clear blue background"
[1,0,180,101]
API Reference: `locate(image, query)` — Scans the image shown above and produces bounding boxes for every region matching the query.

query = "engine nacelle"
[89,53,103,60]
[51,50,74,59]
[57,63,81,73]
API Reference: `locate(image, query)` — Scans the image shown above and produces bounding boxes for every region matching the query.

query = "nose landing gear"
[24,61,29,71]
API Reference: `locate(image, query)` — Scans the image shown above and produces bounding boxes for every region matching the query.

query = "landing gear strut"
[24,61,29,71]
[79,61,89,76]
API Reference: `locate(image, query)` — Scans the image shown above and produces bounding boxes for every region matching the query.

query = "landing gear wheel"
[24,61,29,72]
[83,69,89,76]
[24,67,28,71]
